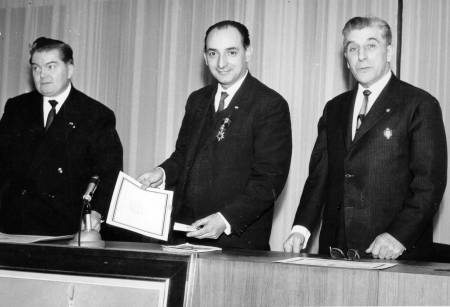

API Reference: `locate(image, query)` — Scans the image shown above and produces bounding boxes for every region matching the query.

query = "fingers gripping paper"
[107,171,173,241]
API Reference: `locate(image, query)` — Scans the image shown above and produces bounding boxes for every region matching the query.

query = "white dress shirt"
[42,83,72,125]
[214,70,248,111]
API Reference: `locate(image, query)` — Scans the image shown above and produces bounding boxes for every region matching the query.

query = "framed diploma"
[107,171,173,241]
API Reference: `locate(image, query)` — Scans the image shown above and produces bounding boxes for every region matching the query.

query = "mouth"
[216,69,230,75]
[357,67,372,73]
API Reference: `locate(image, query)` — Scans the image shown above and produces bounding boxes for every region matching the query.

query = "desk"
[193,249,450,306]
[0,241,449,306]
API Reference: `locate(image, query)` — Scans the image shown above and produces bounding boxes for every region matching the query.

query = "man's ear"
[203,52,208,65]
[386,44,393,63]
[68,63,74,79]
[245,46,253,62]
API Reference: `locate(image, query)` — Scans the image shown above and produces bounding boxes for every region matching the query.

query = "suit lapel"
[26,92,45,134]
[343,90,357,151]
[205,74,254,145]
[185,86,216,161]
[351,76,400,146]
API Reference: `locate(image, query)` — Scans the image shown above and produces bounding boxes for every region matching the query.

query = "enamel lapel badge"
[383,128,392,140]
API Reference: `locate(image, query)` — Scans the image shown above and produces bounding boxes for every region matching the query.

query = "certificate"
[106,171,173,241]
[275,257,397,270]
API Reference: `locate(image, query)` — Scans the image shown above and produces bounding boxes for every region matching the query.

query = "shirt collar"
[217,70,248,99]
[43,82,72,111]
[357,70,392,98]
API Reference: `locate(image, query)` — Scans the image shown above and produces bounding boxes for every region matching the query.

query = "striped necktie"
[45,100,58,131]
[356,89,371,131]
[217,91,229,112]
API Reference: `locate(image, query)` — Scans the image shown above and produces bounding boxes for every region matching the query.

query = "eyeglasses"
[329,247,360,261]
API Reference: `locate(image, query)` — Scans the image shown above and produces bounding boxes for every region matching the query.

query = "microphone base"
[69,230,105,248]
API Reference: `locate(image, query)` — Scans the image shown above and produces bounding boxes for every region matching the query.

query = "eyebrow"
[206,47,239,52]
[31,60,58,66]
[345,37,381,48]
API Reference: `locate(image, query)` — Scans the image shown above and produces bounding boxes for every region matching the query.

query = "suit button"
[344,173,355,178]
[20,189,27,196]
[48,194,56,199]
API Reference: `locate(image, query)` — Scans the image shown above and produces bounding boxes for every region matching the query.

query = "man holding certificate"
[138,20,292,250]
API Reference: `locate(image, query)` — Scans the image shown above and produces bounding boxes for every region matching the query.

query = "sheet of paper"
[162,243,222,253]
[173,222,197,232]
[107,171,173,241]
[275,257,397,270]
[0,232,73,244]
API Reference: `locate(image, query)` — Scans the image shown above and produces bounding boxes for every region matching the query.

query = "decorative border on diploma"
[107,171,173,241]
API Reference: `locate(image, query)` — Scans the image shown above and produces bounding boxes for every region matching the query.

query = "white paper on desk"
[0,232,73,244]
[106,171,173,241]
[275,257,397,270]
[162,243,222,253]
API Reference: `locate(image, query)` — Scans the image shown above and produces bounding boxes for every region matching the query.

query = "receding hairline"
[204,20,250,52]
[342,16,392,47]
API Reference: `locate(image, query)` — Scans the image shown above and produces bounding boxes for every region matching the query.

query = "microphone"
[83,175,100,203]
[69,175,105,248]
[82,175,100,231]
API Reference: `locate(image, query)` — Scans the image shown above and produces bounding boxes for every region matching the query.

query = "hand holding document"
[107,171,173,241]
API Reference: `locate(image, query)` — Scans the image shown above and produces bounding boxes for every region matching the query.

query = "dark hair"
[204,20,250,52]
[342,16,392,47]
[29,37,74,64]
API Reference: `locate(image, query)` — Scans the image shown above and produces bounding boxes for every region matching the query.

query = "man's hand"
[283,232,305,253]
[186,213,226,240]
[137,167,164,189]
[366,232,406,259]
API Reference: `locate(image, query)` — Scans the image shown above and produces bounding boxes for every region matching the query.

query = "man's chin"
[214,77,234,88]
[355,75,375,87]
[37,89,55,97]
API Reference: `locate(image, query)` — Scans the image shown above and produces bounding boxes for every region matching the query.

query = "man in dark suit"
[0,37,123,236]
[139,20,292,250]
[284,16,446,260]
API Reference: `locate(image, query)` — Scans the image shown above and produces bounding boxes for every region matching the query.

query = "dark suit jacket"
[0,86,123,235]
[160,73,292,250]
[293,75,447,260]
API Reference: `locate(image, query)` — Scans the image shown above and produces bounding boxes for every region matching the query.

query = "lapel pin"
[383,128,392,140]
[386,108,391,113]
[57,167,63,174]
[234,106,239,110]
[68,122,76,128]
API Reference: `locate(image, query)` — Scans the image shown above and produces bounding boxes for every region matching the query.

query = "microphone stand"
[69,179,105,248]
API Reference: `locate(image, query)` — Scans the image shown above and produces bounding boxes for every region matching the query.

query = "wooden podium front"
[0,242,194,307]
[0,241,449,306]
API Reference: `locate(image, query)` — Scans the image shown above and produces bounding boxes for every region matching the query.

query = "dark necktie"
[356,89,371,131]
[217,91,229,112]
[45,100,58,131]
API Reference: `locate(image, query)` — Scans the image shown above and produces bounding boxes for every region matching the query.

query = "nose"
[218,53,227,68]
[358,47,367,61]
[39,67,48,78]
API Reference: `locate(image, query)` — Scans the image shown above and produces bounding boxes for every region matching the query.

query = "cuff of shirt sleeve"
[292,225,311,249]
[217,212,231,235]
[156,167,166,189]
